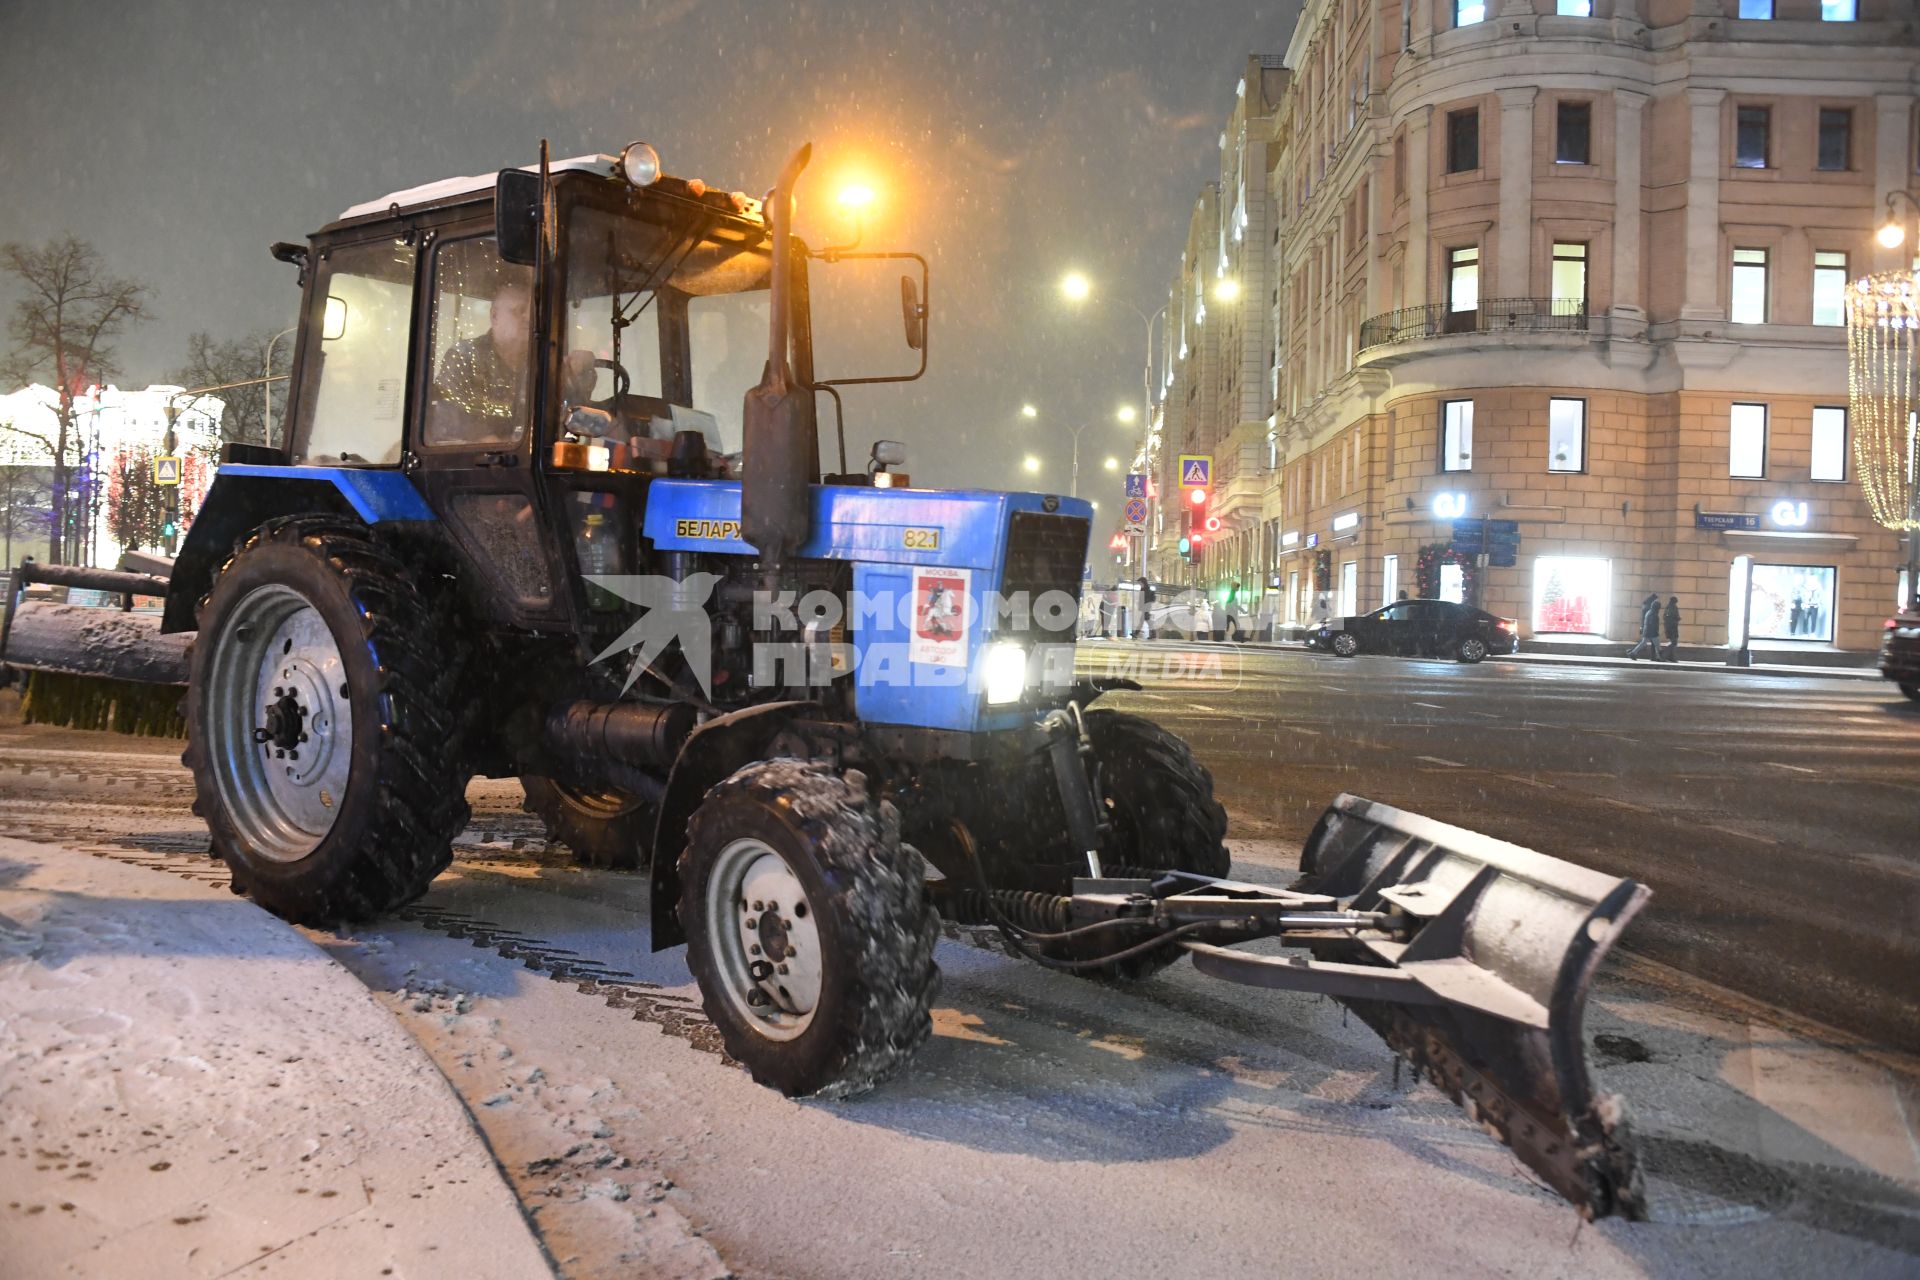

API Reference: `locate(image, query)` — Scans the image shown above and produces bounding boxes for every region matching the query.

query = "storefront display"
[1532,556,1612,635]
[1737,563,1837,643]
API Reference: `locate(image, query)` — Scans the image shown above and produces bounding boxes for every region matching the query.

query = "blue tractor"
[0,142,1651,1217]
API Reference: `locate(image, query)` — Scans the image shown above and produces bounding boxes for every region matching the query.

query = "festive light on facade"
[1845,272,1920,532]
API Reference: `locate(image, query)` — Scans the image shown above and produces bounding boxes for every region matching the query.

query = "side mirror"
[869,440,908,470]
[496,169,542,266]
[900,275,926,352]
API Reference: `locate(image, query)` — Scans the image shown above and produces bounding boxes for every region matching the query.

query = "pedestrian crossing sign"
[1178,454,1212,489]
[153,456,182,486]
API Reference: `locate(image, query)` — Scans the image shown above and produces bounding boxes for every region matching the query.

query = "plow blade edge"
[1188,793,1650,1218]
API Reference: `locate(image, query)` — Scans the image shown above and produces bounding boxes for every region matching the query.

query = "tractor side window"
[294,238,417,466]
[424,236,536,448]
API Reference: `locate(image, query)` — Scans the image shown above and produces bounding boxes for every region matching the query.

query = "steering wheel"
[591,357,631,404]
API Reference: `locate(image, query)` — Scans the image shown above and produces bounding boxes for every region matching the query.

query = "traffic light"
[161,519,177,538]
[1177,534,1192,559]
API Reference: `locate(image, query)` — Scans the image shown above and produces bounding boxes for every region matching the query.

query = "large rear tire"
[520,775,651,869]
[184,516,468,925]
[679,760,940,1098]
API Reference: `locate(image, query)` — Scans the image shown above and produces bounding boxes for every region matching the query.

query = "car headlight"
[983,641,1028,706]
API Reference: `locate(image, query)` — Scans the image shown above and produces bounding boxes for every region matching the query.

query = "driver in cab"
[429,278,597,445]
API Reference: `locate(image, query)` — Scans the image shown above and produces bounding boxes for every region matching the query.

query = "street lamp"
[1213,277,1242,303]
[1021,403,1038,419]
[1876,190,1920,249]
[1022,455,1041,474]
[1116,404,1137,424]
[1060,271,1092,303]
[262,324,297,448]
[1103,456,1120,472]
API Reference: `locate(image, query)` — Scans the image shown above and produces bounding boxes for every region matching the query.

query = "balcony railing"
[1357,297,1591,352]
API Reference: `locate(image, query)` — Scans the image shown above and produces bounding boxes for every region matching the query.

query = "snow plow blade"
[1181,794,1650,1218]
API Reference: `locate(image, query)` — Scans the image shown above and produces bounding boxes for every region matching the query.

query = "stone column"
[1409,0,1433,55]
[1680,87,1725,320]
[1875,94,1914,274]
[1613,90,1647,326]
[1406,106,1434,308]
[1499,87,1538,297]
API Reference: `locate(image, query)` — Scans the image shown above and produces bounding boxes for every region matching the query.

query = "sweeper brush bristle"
[19,672,186,738]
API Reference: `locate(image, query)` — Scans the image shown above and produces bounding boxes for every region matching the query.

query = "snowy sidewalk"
[0,837,554,1279]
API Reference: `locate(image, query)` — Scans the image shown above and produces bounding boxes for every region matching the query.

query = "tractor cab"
[263,151,793,647]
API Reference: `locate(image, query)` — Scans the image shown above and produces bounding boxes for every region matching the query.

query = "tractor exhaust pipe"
[740,143,816,575]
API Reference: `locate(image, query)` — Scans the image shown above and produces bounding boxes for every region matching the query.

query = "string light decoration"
[1846,271,1920,533]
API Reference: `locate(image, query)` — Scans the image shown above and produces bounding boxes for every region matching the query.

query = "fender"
[649,699,819,950]
[162,467,437,633]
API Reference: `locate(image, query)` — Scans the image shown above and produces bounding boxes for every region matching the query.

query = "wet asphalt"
[1080,640,1920,1054]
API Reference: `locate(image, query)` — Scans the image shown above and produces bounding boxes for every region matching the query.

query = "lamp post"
[262,325,297,448]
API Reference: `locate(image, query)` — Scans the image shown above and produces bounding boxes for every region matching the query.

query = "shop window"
[1811,406,1847,481]
[1442,400,1474,472]
[1448,246,1480,314]
[1548,398,1587,473]
[1382,554,1400,605]
[1455,0,1487,26]
[1818,108,1853,172]
[1821,0,1856,19]
[1730,402,1768,478]
[1339,560,1358,615]
[1533,556,1612,635]
[1812,251,1848,327]
[1447,109,1480,173]
[1288,570,1300,622]
[1735,106,1770,169]
[1730,248,1769,324]
[1552,242,1588,311]
[1738,0,1772,15]
[1556,102,1591,165]
[1735,563,1838,642]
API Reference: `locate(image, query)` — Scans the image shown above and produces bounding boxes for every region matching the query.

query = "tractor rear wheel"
[679,760,939,1098]
[520,776,652,869]
[1065,708,1230,980]
[184,516,468,925]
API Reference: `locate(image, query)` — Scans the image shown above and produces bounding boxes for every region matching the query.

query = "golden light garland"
[1846,271,1920,531]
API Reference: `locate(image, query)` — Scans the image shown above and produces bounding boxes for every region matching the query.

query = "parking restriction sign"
[1123,497,1148,527]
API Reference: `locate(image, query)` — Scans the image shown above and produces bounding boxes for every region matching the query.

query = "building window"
[1813,251,1848,327]
[1811,406,1847,481]
[1551,242,1588,311]
[1735,106,1770,169]
[1442,400,1474,472]
[1556,102,1592,165]
[1534,556,1613,635]
[1448,246,1480,313]
[1382,554,1400,605]
[1730,402,1768,478]
[1817,108,1852,172]
[1738,0,1773,16]
[1556,0,1592,12]
[1339,560,1358,615]
[1734,564,1837,642]
[1456,0,1487,26]
[1393,133,1407,198]
[1447,109,1480,173]
[1730,248,1769,324]
[1821,0,1856,19]
[1548,398,1587,473]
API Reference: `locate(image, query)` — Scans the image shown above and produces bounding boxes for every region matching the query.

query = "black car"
[1306,598,1519,663]
[1880,605,1920,702]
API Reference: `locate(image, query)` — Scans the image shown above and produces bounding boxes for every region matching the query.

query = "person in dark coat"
[1659,596,1681,661]
[1626,592,1661,659]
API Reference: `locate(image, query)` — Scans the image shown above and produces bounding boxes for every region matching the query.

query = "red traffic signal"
[1203,514,1222,533]
[1187,487,1208,507]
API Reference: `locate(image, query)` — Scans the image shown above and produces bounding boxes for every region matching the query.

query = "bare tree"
[171,329,282,446]
[1,236,150,563]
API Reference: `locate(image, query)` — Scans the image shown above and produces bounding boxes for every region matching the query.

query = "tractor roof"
[338,153,618,221]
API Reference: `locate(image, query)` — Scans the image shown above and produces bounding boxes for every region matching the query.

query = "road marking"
[1187,704,1219,713]
[1469,710,1501,719]
[1414,755,1464,768]
[1766,763,1818,774]
[1703,823,1779,846]
[1412,701,1444,710]
[1497,773,1556,789]
[1595,796,1652,812]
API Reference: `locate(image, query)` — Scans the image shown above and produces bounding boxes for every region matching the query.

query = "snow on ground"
[0,837,554,1279]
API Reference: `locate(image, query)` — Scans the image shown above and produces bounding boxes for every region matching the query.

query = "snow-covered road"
[1,726,1917,1277]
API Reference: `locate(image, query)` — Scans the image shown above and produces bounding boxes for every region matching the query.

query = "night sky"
[0,0,1297,493]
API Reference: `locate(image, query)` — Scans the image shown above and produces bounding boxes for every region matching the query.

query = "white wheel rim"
[703,837,823,1041]
[204,584,353,862]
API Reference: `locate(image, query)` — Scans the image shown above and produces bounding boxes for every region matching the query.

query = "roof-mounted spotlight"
[619,141,662,188]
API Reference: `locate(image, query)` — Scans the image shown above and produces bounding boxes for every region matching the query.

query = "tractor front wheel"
[680,760,939,1098]
[520,776,652,869]
[184,516,468,925]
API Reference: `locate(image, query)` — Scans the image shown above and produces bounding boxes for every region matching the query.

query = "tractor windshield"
[561,199,772,455]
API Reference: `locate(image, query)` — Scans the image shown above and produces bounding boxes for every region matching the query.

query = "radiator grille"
[1002,511,1089,634]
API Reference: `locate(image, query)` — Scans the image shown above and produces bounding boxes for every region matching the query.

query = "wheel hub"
[259,690,306,752]
[705,839,824,1041]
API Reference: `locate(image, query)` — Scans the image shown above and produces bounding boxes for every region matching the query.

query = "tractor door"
[408,224,575,630]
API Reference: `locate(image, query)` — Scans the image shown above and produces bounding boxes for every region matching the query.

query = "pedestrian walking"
[1659,595,1681,662]
[1625,592,1660,659]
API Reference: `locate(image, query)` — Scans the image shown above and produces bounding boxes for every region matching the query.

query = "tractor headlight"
[983,641,1028,706]
[620,141,662,188]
